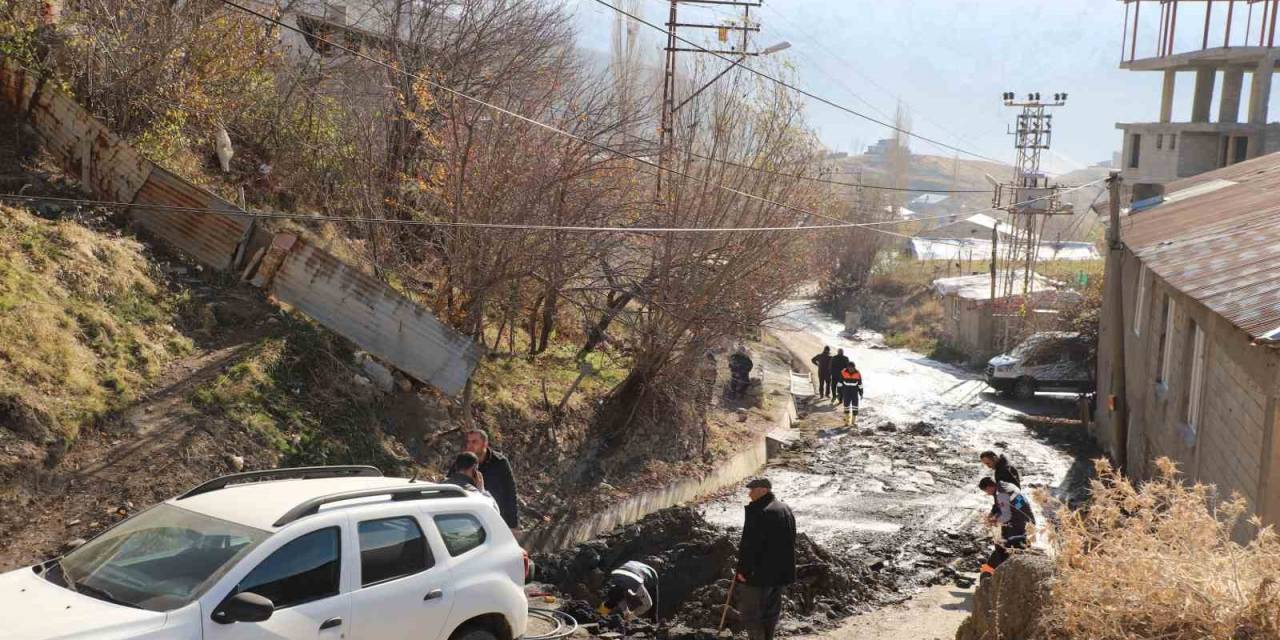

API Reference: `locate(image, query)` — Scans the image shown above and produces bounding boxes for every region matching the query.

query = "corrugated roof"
[1122,153,1280,339]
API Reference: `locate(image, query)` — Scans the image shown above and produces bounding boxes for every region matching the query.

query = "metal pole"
[1105,171,1129,471]
[1204,0,1214,50]
[990,223,998,303]
[1264,0,1274,46]
[1226,0,1236,47]
[658,0,678,203]
[1132,0,1142,62]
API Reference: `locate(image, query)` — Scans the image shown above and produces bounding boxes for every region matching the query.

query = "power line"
[0,192,928,234]
[0,179,1104,235]
[214,0,838,227]
[588,0,1006,165]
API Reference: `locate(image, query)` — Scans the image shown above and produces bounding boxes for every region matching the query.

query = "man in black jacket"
[735,477,796,640]
[828,349,850,405]
[980,450,1022,488]
[465,429,519,532]
[810,346,833,399]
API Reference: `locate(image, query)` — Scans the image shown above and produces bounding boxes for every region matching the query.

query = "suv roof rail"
[273,484,469,527]
[177,465,383,500]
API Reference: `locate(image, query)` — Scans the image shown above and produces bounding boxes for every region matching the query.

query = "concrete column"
[1160,70,1177,123]
[1192,68,1216,122]
[1248,58,1275,125]
[1220,67,1245,123]
[1249,56,1277,159]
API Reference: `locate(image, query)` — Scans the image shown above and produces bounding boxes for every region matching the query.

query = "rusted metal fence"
[1,58,480,395]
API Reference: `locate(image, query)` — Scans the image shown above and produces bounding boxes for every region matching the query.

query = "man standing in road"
[828,348,850,405]
[464,429,519,534]
[811,346,833,399]
[837,361,864,426]
[735,477,796,640]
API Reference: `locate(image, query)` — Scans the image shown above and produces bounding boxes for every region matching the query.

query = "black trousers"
[829,374,842,399]
[816,371,831,398]
[840,387,861,410]
[986,528,1029,571]
[738,584,785,640]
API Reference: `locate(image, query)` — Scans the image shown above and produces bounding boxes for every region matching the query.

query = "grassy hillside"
[0,205,192,442]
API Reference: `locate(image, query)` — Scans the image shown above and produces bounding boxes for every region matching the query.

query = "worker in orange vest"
[837,362,863,426]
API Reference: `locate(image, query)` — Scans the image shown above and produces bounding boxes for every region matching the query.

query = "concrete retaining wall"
[525,378,797,553]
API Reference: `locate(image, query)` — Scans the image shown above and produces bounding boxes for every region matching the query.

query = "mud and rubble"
[533,507,896,637]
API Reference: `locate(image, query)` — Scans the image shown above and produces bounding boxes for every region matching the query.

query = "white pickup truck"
[986,332,1093,400]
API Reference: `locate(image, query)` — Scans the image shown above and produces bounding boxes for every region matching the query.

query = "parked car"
[986,332,1093,399]
[0,466,530,640]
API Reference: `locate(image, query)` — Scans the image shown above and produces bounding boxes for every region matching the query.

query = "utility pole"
[1105,171,1129,470]
[992,91,1071,350]
[658,0,765,204]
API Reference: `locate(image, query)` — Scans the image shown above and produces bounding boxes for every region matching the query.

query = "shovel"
[719,578,737,631]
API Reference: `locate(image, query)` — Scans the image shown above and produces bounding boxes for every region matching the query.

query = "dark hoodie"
[992,455,1022,488]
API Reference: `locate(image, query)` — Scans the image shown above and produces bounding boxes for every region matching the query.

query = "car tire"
[1013,377,1036,400]
[453,626,499,640]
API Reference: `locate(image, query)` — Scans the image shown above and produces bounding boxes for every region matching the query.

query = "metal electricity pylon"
[992,91,1072,349]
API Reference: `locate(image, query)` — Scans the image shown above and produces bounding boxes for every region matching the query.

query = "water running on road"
[701,299,1093,587]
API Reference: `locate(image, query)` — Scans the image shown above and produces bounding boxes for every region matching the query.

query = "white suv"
[0,466,530,640]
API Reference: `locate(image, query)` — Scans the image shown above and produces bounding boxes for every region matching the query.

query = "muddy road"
[701,299,1098,594]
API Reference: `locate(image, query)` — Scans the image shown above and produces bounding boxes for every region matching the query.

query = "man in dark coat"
[980,450,1022,488]
[735,478,796,640]
[828,349,850,404]
[811,346,833,399]
[465,429,519,532]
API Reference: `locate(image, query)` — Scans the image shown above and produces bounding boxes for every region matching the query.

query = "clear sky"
[566,0,1274,175]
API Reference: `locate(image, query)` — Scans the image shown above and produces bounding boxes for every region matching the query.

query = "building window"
[1156,134,1164,150]
[1133,268,1147,336]
[1156,295,1175,385]
[1183,322,1206,432]
[1169,134,1177,150]
[951,298,960,321]
[1129,134,1142,168]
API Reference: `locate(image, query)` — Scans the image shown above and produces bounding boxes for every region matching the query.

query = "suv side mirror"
[213,592,274,624]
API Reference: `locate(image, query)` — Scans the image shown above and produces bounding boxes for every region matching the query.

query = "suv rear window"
[434,514,486,556]
[237,527,340,609]
[359,517,433,586]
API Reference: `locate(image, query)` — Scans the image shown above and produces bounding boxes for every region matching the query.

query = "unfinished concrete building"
[1117,0,1280,202]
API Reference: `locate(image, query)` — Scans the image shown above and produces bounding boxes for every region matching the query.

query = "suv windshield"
[45,504,269,612]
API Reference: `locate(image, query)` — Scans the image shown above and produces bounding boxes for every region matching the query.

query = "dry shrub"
[1042,458,1280,639]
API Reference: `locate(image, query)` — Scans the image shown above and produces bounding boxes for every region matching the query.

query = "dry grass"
[1041,458,1280,639]
[0,206,191,439]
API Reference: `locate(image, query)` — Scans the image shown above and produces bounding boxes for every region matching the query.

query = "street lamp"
[671,40,791,113]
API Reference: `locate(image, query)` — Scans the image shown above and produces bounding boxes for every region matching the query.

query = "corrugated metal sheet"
[1124,153,1280,339]
[266,239,482,395]
[1,60,152,204]
[128,167,252,270]
[0,57,479,394]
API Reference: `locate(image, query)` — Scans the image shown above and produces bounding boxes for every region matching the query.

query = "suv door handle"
[424,589,444,601]
[320,617,343,630]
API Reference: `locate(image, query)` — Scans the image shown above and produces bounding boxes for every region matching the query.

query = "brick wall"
[1196,334,1267,509]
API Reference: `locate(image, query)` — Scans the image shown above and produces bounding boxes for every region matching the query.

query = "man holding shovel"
[730,478,796,640]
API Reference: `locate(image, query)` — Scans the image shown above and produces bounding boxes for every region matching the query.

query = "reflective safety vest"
[839,369,862,387]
